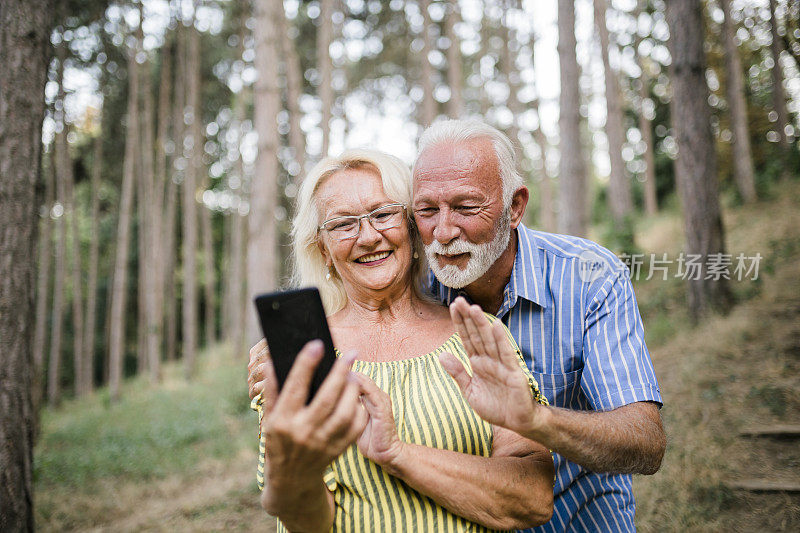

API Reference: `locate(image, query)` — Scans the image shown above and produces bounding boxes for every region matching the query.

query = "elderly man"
[249,119,665,532]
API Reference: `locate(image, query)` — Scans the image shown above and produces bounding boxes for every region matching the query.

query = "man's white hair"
[415,119,524,207]
[291,149,428,314]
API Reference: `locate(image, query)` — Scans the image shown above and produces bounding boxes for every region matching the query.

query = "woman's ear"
[317,237,332,268]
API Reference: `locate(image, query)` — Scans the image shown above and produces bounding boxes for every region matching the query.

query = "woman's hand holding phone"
[260,341,368,487]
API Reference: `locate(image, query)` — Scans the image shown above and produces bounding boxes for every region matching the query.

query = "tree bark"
[108,20,141,401]
[666,0,733,318]
[64,119,85,396]
[248,0,282,342]
[634,0,658,215]
[720,0,757,202]
[768,0,792,150]
[318,0,334,156]
[277,4,306,179]
[83,120,102,393]
[444,0,463,118]
[595,0,633,223]
[557,0,588,237]
[33,150,55,412]
[0,0,52,528]
[419,0,437,126]
[48,53,68,406]
[183,16,202,378]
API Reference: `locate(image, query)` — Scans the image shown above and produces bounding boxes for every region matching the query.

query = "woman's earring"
[326,271,332,281]
[413,251,419,259]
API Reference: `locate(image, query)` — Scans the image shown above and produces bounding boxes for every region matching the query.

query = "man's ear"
[509,186,529,229]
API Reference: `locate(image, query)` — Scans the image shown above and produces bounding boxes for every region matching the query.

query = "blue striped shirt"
[429,224,662,532]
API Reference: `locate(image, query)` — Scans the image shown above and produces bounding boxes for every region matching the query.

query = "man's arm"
[442,298,666,476]
[523,401,665,475]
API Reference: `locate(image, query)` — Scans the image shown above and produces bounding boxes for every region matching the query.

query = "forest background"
[1,0,799,530]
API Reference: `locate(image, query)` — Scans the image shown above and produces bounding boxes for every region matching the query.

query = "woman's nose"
[356,217,382,245]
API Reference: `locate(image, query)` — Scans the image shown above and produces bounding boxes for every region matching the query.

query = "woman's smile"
[354,250,393,265]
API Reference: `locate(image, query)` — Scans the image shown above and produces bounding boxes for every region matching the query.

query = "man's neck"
[463,229,518,315]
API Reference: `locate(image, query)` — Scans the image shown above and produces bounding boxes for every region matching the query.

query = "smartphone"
[254,287,337,403]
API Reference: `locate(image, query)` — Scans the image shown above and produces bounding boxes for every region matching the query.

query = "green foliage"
[34,351,254,488]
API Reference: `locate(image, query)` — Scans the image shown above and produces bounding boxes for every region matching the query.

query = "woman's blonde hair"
[291,149,429,314]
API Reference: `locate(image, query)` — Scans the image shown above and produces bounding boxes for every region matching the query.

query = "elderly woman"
[250,149,553,532]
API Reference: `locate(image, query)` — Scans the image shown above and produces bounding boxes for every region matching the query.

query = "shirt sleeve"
[581,271,662,411]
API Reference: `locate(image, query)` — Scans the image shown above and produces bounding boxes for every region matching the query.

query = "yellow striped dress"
[252,316,549,532]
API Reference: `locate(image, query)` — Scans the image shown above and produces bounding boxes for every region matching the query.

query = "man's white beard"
[424,208,512,289]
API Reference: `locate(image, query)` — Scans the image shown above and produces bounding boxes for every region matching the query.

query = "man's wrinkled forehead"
[413,138,497,183]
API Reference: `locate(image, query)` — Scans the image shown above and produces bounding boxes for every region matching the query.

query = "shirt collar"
[505,224,548,309]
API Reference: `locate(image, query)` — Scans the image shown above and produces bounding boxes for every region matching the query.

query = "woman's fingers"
[319,374,362,444]
[439,352,471,393]
[259,358,280,416]
[307,351,358,423]
[248,339,271,400]
[274,340,325,412]
[460,304,489,356]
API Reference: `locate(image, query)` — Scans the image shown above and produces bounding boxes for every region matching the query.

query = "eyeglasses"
[319,203,407,240]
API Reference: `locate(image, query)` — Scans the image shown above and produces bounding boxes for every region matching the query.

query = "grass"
[34,181,800,531]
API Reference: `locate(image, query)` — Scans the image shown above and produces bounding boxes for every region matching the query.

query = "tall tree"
[248,0,282,342]
[595,0,633,223]
[135,7,149,376]
[48,53,69,406]
[666,0,732,318]
[318,0,334,156]
[444,0,463,118]
[83,119,103,393]
[768,0,793,179]
[557,0,588,237]
[183,12,202,378]
[277,3,306,178]
[64,116,85,395]
[108,16,141,401]
[634,0,658,215]
[499,1,522,150]
[33,150,55,412]
[0,0,53,527]
[419,0,437,126]
[720,0,757,202]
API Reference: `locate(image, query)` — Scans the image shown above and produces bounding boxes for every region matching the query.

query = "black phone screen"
[254,288,337,403]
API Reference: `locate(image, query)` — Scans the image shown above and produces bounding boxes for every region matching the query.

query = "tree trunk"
[666,0,733,319]
[499,3,521,150]
[135,10,148,377]
[248,0,282,342]
[557,0,588,237]
[33,150,54,412]
[277,4,306,179]
[720,0,756,202]
[768,0,793,179]
[64,121,85,396]
[595,0,632,225]
[201,197,216,348]
[108,22,141,401]
[0,0,52,528]
[318,0,334,156]
[634,0,657,215]
[165,24,185,363]
[183,18,202,378]
[444,0,463,118]
[48,53,68,406]
[419,0,437,126]
[83,123,102,393]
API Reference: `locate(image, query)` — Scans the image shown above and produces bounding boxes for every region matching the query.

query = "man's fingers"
[491,320,522,370]
[450,298,479,356]
[307,351,358,422]
[248,339,269,371]
[439,352,471,393]
[469,304,502,357]
[274,340,325,412]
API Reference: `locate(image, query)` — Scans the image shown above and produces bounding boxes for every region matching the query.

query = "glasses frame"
[318,203,407,241]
